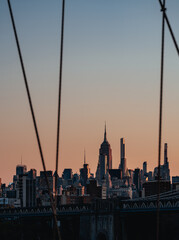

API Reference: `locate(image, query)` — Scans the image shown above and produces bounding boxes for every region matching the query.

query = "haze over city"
[0,0,179,184]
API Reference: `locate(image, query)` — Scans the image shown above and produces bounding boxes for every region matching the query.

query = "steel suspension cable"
[7,1,61,239]
[157,0,166,240]
[55,0,65,207]
[158,0,179,56]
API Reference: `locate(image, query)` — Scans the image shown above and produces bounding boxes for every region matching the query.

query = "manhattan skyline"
[0,0,179,184]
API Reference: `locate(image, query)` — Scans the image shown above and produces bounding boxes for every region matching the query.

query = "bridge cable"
[157,0,166,240]
[55,0,65,208]
[158,0,179,56]
[6,1,61,239]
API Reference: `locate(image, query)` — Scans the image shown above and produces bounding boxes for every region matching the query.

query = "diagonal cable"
[7,0,61,239]
[158,0,179,56]
[55,0,65,208]
[157,0,166,240]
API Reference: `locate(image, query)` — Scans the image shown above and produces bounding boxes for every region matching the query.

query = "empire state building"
[96,124,112,182]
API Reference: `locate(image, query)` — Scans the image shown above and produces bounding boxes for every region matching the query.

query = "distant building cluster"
[0,126,178,208]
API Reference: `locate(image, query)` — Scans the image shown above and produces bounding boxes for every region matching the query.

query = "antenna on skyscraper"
[104,121,107,141]
[84,148,86,164]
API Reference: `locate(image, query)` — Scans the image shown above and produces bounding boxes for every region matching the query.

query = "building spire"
[84,149,86,164]
[164,143,168,165]
[104,122,107,141]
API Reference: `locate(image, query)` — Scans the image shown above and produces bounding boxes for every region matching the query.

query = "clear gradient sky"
[0,0,179,184]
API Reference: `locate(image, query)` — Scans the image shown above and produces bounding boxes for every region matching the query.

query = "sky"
[0,0,179,184]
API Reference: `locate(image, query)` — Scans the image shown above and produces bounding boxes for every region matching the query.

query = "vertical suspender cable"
[156,0,179,237]
[55,0,65,207]
[157,1,166,240]
[7,1,61,239]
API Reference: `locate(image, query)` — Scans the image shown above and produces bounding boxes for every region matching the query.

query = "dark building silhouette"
[119,138,127,177]
[143,161,147,175]
[99,155,108,181]
[16,164,27,176]
[143,180,171,197]
[62,169,73,180]
[14,164,27,207]
[99,124,112,169]
[86,179,102,199]
[154,143,170,181]
[13,164,27,191]
[16,168,36,207]
[163,143,170,180]
[26,169,36,207]
[172,176,179,190]
[133,168,141,191]
[6,190,16,198]
[96,124,112,183]
[39,171,54,193]
[109,169,122,180]
[80,151,91,186]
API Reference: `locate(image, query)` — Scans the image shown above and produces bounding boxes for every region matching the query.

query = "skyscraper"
[16,164,27,175]
[99,124,112,170]
[133,168,141,191]
[96,124,112,183]
[120,138,127,177]
[163,143,170,180]
[153,143,170,181]
[80,150,91,186]
[24,169,36,207]
[15,168,36,207]
[164,143,168,166]
[143,162,147,175]
[99,155,108,181]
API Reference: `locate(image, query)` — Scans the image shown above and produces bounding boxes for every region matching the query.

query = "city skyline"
[1,0,179,184]
[1,131,172,185]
